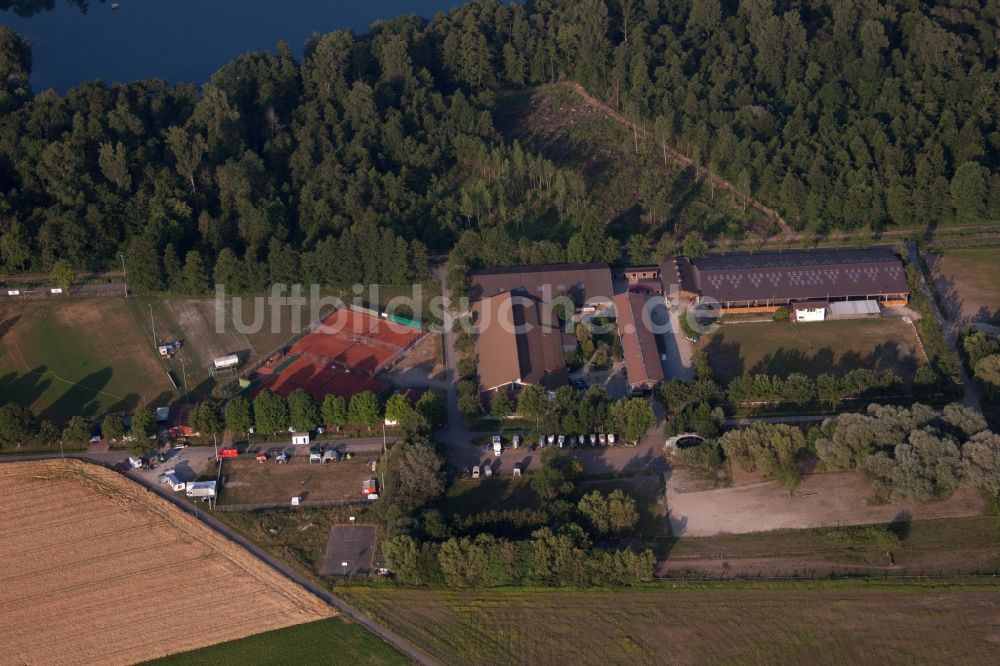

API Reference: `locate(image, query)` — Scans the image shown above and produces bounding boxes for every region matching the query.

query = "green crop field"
[341,581,1000,665]
[0,298,176,422]
[143,618,407,666]
[701,318,925,385]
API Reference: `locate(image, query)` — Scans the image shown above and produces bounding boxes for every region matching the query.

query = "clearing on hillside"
[0,298,176,421]
[927,247,1000,324]
[340,584,1000,665]
[700,318,924,385]
[495,85,771,244]
[0,459,333,665]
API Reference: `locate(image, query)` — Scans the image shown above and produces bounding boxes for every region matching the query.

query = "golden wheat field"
[0,460,334,665]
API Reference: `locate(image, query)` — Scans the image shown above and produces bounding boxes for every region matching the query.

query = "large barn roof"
[614,292,665,387]
[667,247,908,304]
[472,292,567,391]
[469,263,614,306]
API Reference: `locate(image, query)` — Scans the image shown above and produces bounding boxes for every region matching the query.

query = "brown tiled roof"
[469,263,614,307]
[675,248,908,304]
[614,292,665,386]
[473,292,567,391]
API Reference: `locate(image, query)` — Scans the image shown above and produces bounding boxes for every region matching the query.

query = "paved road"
[0,452,437,665]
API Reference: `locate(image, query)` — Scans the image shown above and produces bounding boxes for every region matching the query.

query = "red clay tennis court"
[256,308,422,400]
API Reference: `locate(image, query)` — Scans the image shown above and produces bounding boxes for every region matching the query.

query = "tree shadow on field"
[0,365,52,407]
[42,366,113,422]
[0,313,21,343]
[106,393,141,417]
[703,334,743,383]
[888,510,912,542]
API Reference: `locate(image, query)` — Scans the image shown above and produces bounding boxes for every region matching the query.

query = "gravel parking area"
[321,524,377,576]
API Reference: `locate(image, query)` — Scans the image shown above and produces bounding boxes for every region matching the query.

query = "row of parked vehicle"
[490,432,617,455]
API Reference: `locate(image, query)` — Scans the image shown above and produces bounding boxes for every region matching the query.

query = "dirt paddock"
[0,460,333,665]
[667,471,985,537]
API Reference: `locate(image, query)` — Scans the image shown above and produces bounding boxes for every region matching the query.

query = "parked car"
[275,453,288,464]
[512,435,521,449]
[547,434,555,446]
[557,435,565,448]
[570,379,587,390]
[589,434,598,445]
[322,449,340,463]
[599,433,607,445]
[309,451,322,463]
[607,433,616,445]
[472,465,481,479]
[538,435,546,448]
[578,434,586,447]
[492,435,502,457]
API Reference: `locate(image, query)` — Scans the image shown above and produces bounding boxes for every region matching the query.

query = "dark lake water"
[1,0,464,92]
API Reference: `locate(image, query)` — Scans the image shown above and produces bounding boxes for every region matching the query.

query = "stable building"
[666,247,908,314]
[472,291,569,392]
[614,292,665,393]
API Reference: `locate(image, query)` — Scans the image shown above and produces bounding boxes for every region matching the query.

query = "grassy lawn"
[219,454,377,506]
[340,580,1000,665]
[927,247,1000,323]
[0,298,176,421]
[143,618,407,666]
[663,514,1000,575]
[701,318,924,385]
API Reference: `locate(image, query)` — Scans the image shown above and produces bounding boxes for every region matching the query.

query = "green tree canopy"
[253,389,289,434]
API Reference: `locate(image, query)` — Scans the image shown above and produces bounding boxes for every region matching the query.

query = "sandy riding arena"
[0,460,333,665]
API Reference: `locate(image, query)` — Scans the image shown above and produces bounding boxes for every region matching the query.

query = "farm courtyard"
[0,459,333,665]
[700,318,925,385]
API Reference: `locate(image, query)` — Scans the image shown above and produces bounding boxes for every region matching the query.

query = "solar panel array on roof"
[694,247,899,271]
[686,248,908,304]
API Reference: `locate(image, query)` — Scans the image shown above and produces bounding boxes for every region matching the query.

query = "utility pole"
[179,355,189,403]
[149,304,156,348]
[119,252,128,299]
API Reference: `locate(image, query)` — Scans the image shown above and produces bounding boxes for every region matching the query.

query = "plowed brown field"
[0,460,334,665]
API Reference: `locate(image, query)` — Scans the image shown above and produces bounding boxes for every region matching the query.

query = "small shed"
[792,301,828,322]
[291,432,310,446]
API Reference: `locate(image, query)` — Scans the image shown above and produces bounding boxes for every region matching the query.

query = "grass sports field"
[928,247,1000,323]
[144,618,406,666]
[701,318,925,385]
[340,582,1000,665]
[0,298,176,421]
[1,459,333,665]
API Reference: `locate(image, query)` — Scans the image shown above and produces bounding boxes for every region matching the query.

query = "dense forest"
[1,0,999,290]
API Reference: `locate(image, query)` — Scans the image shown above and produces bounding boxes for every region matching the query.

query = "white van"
[492,435,502,457]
